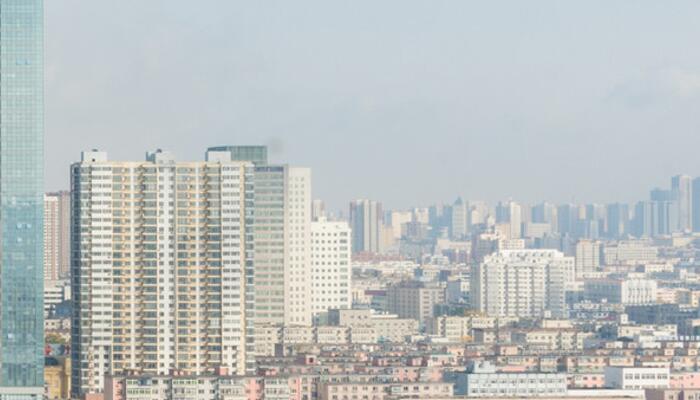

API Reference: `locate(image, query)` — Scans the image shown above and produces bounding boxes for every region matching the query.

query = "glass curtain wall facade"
[0,0,45,397]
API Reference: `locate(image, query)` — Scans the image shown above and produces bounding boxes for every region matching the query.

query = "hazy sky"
[47,1,700,211]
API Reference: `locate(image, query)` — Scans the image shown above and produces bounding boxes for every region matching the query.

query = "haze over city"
[46,0,700,210]
[6,1,700,399]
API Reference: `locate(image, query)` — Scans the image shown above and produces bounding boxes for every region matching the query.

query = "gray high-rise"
[0,1,44,398]
[349,199,383,253]
[693,178,700,233]
[671,175,692,232]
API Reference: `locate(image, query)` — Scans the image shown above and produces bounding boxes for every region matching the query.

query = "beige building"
[511,329,591,351]
[575,239,600,278]
[387,282,446,325]
[71,149,256,396]
[45,356,71,400]
[44,191,71,280]
[430,315,502,341]
[328,309,420,343]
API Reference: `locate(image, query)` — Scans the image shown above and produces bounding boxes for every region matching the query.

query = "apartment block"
[71,149,256,396]
[318,381,453,400]
[471,250,574,318]
[311,217,352,317]
[575,239,600,278]
[453,361,567,398]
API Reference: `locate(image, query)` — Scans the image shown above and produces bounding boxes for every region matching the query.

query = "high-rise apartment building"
[531,202,554,224]
[284,167,313,325]
[575,240,601,278]
[495,201,522,239]
[428,203,452,238]
[451,197,468,239]
[633,201,653,238]
[349,199,383,253]
[44,191,71,280]
[471,250,573,318]
[387,210,411,240]
[650,188,679,236]
[71,149,256,396]
[208,146,313,326]
[692,178,700,233]
[672,175,692,232]
[606,203,629,239]
[0,1,45,397]
[556,204,578,236]
[310,217,352,317]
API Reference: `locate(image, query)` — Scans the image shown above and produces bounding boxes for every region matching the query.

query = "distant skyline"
[47,1,700,210]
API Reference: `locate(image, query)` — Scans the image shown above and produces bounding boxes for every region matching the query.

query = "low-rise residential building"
[386,281,446,325]
[452,361,567,398]
[511,329,592,351]
[318,381,453,400]
[429,315,497,341]
[604,366,670,390]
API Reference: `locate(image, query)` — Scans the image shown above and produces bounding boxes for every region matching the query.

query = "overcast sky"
[46,1,700,211]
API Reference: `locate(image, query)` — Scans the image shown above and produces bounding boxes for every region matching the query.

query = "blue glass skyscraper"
[0,0,44,398]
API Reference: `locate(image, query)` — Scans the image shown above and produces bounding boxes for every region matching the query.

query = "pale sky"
[46,1,700,211]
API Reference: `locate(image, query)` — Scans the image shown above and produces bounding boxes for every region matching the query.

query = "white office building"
[310,217,352,316]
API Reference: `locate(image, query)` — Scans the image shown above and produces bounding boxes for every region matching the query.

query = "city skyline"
[32,2,700,399]
[44,1,700,211]
[44,144,700,213]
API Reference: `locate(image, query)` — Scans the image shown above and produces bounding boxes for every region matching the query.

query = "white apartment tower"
[310,217,352,316]
[472,250,574,318]
[285,167,313,325]
[71,149,256,396]
[44,191,71,280]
